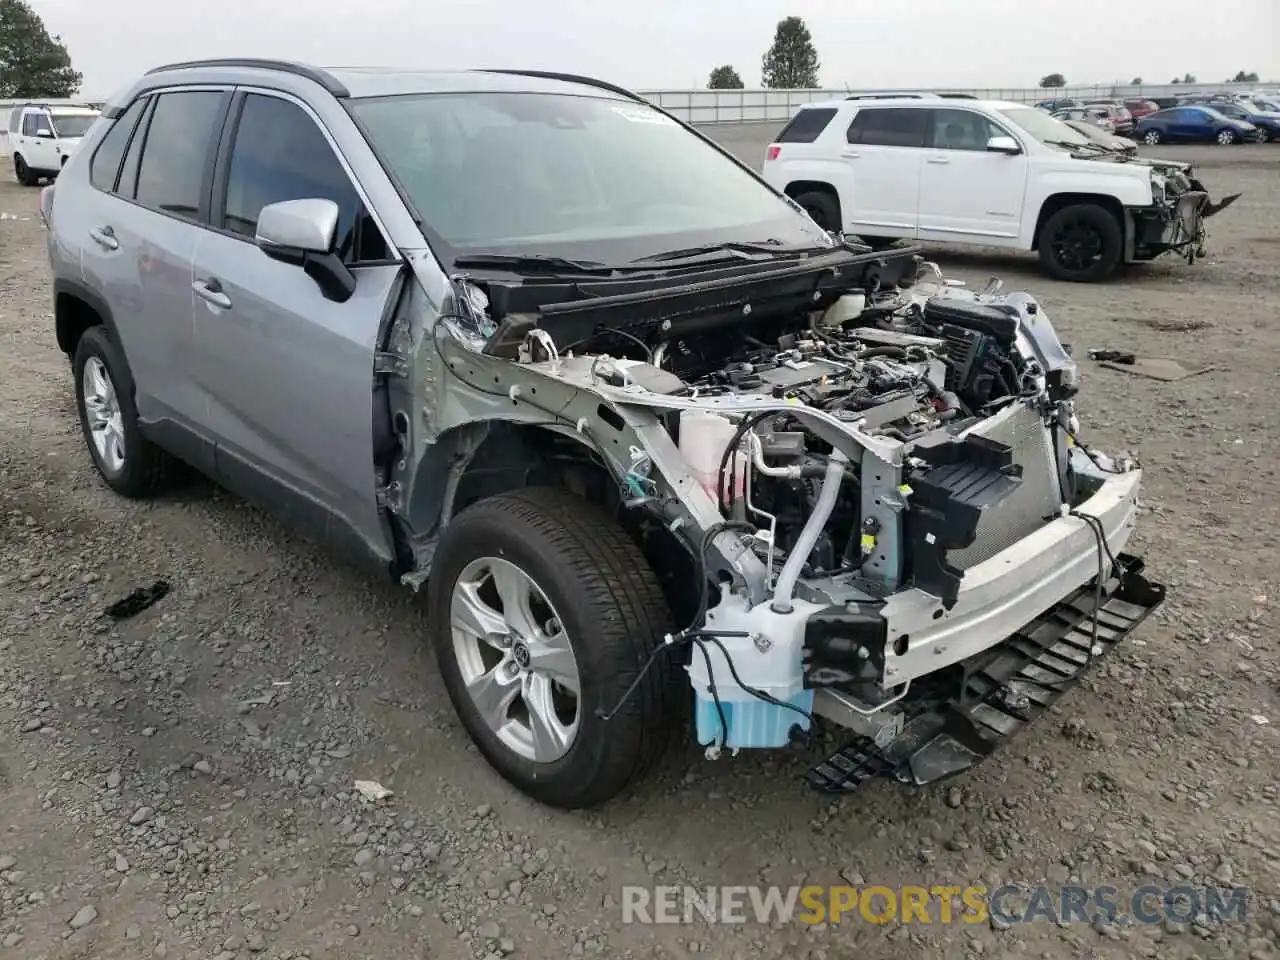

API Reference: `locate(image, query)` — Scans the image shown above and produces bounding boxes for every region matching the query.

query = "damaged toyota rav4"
[45,61,1165,809]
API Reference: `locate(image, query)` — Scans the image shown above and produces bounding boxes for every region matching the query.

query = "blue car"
[1190,100,1280,143]
[1134,105,1259,145]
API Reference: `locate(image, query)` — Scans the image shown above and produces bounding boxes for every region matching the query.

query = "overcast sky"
[30,0,1280,99]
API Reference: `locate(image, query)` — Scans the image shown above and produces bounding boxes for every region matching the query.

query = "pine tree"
[761,17,820,89]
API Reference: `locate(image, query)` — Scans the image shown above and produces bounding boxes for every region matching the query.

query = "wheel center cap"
[512,642,531,669]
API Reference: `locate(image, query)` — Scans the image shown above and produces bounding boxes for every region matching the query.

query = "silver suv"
[43,59,1164,809]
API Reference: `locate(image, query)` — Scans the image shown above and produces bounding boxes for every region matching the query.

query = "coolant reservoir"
[820,292,865,328]
[679,411,745,504]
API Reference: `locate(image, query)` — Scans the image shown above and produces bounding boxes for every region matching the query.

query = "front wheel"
[1255,128,1270,144]
[13,154,37,186]
[1217,129,1237,145]
[1037,203,1123,283]
[428,487,679,809]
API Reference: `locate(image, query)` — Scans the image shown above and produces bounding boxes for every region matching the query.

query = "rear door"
[917,107,1028,243]
[76,87,231,457]
[842,106,927,238]
[191,88,402,557]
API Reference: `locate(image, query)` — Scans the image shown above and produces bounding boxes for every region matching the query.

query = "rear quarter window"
[775,107,838,143]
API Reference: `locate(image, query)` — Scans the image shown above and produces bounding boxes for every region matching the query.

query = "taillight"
[766,144,781,161]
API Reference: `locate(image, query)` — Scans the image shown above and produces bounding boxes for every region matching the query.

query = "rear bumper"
[807,553,1166,792]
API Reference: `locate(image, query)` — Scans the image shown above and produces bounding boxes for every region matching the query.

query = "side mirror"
[986,135,1021,155]
[255,198,356,303]
[36,127,53,139]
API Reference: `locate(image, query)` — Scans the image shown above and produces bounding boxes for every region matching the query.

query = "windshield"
[49,114,96,138]
[349,92,828,263]
[998,106,1090,148]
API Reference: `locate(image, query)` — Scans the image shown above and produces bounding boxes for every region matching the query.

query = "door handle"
[88,226,118,250]
[192,278,232,310]
[926,157,951,164]
[841,150,861,158]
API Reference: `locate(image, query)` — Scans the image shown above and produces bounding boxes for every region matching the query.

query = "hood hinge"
[375,351,409,378]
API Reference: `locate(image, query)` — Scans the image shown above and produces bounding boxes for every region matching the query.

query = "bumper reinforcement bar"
[805,554,1166,794]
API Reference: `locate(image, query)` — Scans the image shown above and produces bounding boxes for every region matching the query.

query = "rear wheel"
[428,487,679,809]
[72,326,175,497]
[1142,129,1162,145]
[1216,129,1237,145]
[790,189,841,233]
[1037,203,1123,283]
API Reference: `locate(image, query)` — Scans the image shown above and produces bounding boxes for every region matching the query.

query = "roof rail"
[480,69,645,103]
[144,58,349,97]
[845,91,981,102]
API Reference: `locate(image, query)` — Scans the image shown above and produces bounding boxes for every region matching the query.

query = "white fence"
[639,82,1277,124]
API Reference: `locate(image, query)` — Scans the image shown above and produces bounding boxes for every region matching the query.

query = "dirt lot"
[1,128,1278,960]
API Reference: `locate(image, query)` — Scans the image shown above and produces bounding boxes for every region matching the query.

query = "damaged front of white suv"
[401,238,1166,798]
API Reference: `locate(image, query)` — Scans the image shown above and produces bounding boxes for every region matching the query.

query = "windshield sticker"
[611,105,677,126]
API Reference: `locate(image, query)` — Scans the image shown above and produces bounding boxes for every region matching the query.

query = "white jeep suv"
[761,94,1238,282]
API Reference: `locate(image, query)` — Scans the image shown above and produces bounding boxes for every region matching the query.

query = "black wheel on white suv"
[791,189,841,233]
[1142,129,1162,145]
[427,487,679,809]
[1037,203,1123,283]
[13,155,38,186]
[72,326,175,498]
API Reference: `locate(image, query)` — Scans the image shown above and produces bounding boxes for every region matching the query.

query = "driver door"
[916,108,1029,243]
[191,90,403,560]
[22,111,57,170]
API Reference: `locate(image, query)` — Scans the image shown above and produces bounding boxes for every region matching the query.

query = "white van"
[3,102,101,186]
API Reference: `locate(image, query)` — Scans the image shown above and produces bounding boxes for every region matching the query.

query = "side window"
[22,112,41,136]
[220,93,387,263]
[116,99,152,199]
[134,91,227,221]
[846,108,927,148]
[776,107,838,143]
[89,97,148,193]
[929,109,1006,151]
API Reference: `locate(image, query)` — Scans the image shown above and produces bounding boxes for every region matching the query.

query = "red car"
[1124,99,1161,120]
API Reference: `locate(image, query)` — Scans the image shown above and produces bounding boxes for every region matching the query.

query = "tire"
[791,189,841,233]
[428,487,679,809]
[1142,130,1162,145]
[1216,129,1237,145]
[72,325,175,498]
[13,154,38,186]
[1037,203,1124,283]
[1255,128,1270,144]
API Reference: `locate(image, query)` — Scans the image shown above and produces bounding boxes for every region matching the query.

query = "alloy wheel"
[449,556,581,763]
[81,356,126,474]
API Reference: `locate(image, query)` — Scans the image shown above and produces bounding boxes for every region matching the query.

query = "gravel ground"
[1,129,1279,960]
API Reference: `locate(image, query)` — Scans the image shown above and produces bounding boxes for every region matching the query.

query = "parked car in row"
[1034,97,1081,113]
[3,101,101,186]
[763,94,1237,281]
[1052,105,1115,132]
[1186,99,1280,142]
[1082,101,1134,136]
[1058,118,1137,156]
[1123,98,1161,120]
[1134,105,1261,145]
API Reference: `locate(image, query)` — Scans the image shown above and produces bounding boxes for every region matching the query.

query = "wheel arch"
[53,278,140,395]
[1031,193,1126,251]
[402,418,698,625]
